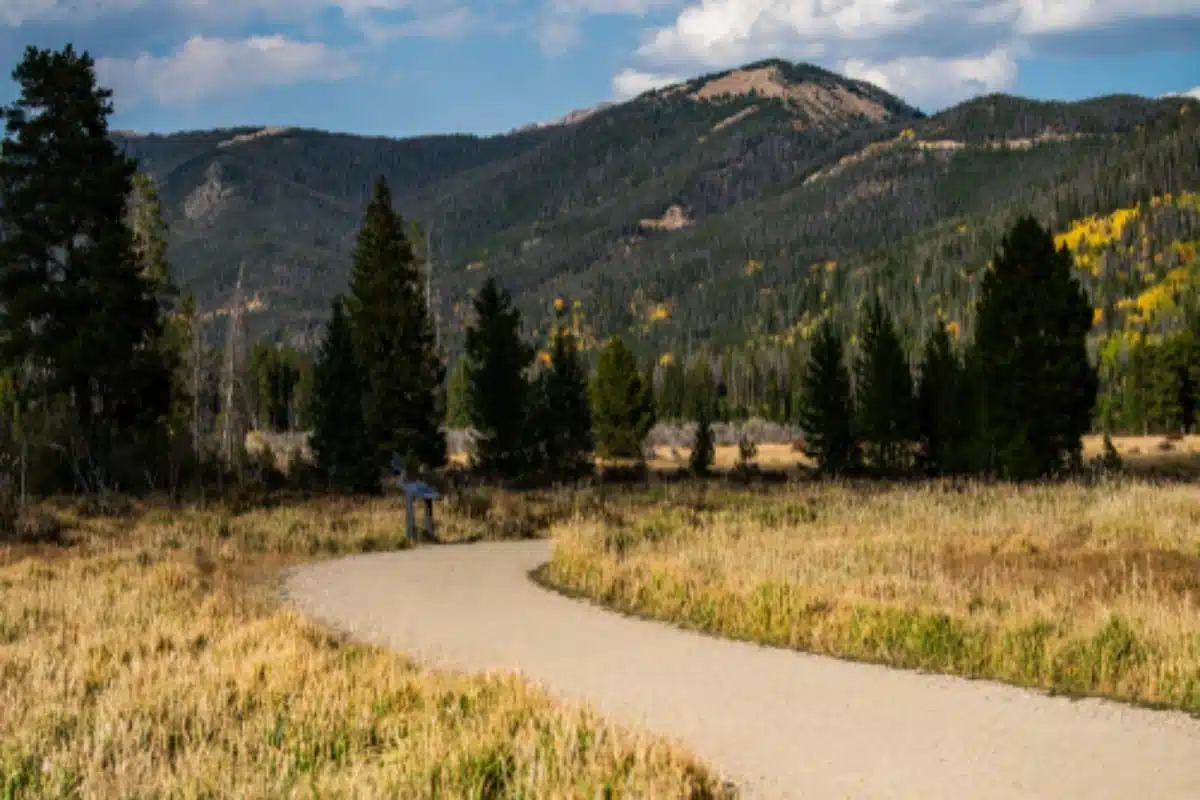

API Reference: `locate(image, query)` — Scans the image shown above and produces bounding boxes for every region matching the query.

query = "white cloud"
[618,0,1200,110]
[96,35,359,108]
[1014,0,1200,34]
[611,67,684,99]
[1161,86,1200,100]
[841,49,1020,110]
[634,0,946,70]
[533,0,682,57]
[354,5,476,43]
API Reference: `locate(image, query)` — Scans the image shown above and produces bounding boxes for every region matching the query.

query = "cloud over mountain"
[616,0,1200,109]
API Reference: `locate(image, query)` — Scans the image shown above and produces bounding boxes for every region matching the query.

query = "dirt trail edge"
[282,541,1200,799]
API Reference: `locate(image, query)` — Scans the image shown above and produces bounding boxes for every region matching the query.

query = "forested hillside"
[113,59,1200,367]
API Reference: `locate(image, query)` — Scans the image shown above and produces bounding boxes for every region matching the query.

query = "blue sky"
[0,1,1197,137]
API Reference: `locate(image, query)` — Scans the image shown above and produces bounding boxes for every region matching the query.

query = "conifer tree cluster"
[591,337,656,460]
[796,320,859,476]
[444,278,600,479]
[1096,325,1200,435]
[533,303,594,475]
[795,215,1099,480]
[462,278,534,477]
[309,299,376,492]
[309,178,445,490]
[0,45,184,492]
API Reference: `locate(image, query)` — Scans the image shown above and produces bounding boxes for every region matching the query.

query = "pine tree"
[690,408,715,476]
[444,356,472,429]
[1150,330,1199,434]
[797,320,858,476]
[345,177,445,475]
[917,326,967,475]
[310,298,376,492]
[1121,331,1155,434]
[853,297,916,473]
[684,360,717,422]
[658,359,687,420]
[464,277,533,477]
[292,353,314,431]
[591,336,656,459]
[127,173,173,301]
[0,45,172,490]
[971,216,1098,478]
[128,171,195,463]
[538,303,593,475]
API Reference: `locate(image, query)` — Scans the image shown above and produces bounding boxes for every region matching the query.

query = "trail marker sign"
[392,454,440,544]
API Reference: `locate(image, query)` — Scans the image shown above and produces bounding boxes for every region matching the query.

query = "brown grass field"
[259,430,1200,479]
[642,434,1200,477]
[6,432,1195,796]
[0,497,726,798]
[546,478,1200,712]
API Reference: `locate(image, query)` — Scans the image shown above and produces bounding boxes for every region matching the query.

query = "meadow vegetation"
[0,496,728,798]
[544,477,1200,712]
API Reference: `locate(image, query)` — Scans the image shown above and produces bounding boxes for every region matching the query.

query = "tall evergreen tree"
[535,303,593,475]
[684,360,717,422]
[0,45,173,489]
[310,298,376,492]
[971,216,1097,478]
[127,173,172,301]
[917,326,967,475]
[591,336,656,459]
[797,320,858,476]
[853,297,916,473]
[464,277,533,477]
[128,171,195,461]
[346,177,445,474]
[444,356,472,429]
[1120,331,1155,434]
[658,359,687,421]
[1150,330,1199,434]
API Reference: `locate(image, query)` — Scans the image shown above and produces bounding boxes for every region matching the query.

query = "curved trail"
[283,541,1200,799]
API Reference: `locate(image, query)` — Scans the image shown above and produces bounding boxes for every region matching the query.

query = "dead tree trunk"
[220,262,250,478]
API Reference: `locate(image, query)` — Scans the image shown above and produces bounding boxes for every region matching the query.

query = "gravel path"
[282,540,1200,799]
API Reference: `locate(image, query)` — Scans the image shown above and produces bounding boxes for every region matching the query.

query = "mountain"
[112,59,1200,359]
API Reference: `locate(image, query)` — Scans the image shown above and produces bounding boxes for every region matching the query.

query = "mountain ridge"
[110,59,1200,359]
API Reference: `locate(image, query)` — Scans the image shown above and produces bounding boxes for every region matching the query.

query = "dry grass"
[0,497,727,798]
[643,435,1200,477]
[546,480,1200,711]
[439,429,1200,479]
[1083,434,1200,477]
[647,442,809,472]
